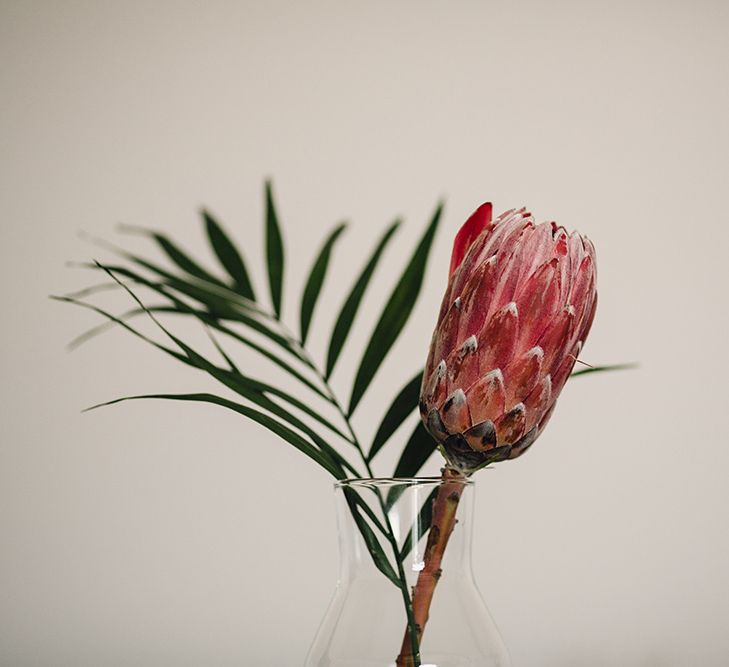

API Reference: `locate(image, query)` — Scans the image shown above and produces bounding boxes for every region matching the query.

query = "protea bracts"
[420,202,597,473]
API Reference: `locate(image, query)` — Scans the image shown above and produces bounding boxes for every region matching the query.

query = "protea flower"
[420,202,597,472]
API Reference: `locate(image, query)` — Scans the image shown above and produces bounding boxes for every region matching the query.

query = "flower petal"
[537,305,575,375]
[478,302,519,374]
[446,335,480,396]
[495,403,526,445]
[456,255,499,343]
[551,341,581,392]
[431,299,462,368]
[568,254,595,312]
[465,369,506,424]
[514,259,560,350]
[508,426,539,459]
[441,388,471,433]
[426,408,449,442]
[515,221,555,285]
[422,359,448,410]
[524,375,552,432]
[463,420,498,452]
[504,346,544,405]
[449,202,493,278]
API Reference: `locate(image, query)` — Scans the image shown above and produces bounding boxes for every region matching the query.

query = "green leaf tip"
[325,219,401,380]
[348,202,442,415]
[118,223,226,288]
[265,180,285,319]
[300,222,347,346]
[83,392,346,479]
[368,370,423,463]
[570,362,638,378]
[202,208,256,301]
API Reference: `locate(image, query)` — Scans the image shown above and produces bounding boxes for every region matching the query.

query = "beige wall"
[2,1,728,665]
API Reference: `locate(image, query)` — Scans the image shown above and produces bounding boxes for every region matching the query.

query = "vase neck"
[334,477,475,583]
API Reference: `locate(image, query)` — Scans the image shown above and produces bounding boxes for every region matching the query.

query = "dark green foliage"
[203,209,256,300]
[571,363,637,377]
[368,371,423,463]
[300,223,347,345]
[348,204,442,416]
[60,182,443,586]
[265,180,285,319]
[325,220,400,379]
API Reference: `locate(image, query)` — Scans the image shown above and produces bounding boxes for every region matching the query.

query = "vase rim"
[335,475,475,489]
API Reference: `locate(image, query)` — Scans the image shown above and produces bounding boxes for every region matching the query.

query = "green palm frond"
[64,183,441,481]
[58,181,444,587]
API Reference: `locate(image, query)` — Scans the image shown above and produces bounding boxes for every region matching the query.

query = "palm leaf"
[204,326,240,372]
[348,203,442,415]
[368,370,423,463]
[300,222,347,345]
[385,422,439,511]
[571,363,637,377]
[66,304,160,350]
[78,262,301,359]
[87,392,344,478]
[324,220,400,379]
[118,224,227,287]
[399,487,437,561]
[342,487,400,587]
[68,293,327,401]
[265,180,285,319]
[81,232,264,316]
[51,295,186,363]
[103,262,353,454]
[202,209,256,300]
[392,422,438,478]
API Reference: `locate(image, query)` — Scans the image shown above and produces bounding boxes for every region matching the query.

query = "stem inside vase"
[395,467,466,667]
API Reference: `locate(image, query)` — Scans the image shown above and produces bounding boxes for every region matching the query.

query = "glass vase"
[305,475,511,667]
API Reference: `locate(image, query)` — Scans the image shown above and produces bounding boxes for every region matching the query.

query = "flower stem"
[396,466,466,667]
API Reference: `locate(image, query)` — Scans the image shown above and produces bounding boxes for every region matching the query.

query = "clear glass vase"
[305,475,511,667]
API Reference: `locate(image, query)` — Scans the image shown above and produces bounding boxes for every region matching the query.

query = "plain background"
[2,1,728,665]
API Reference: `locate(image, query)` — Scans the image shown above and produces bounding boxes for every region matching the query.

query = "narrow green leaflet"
[205,327,240,372]
[342,486,389,536]
[325,220,400,379]
[202,209,256,300]
[79,262,300,359]
[87,393,343,478]
[385,422,439,511]
[299,223,347,345]
[93,264,358,478]
[62,291,354,469]
[64,282,124,299]
[343,487,401,587]
[84,236,262,316]
[66,271,326,400]
[67,305,155,349]
[190,313,326,400]
[399,487,437,561]
[570,363,637,377]
[201,361,353,454]
[368,370,423,463]
[393,422,438,478]
[265,180,285,319]
[52,295,186,364]
[119,225,227,288]
[348,203,442,415]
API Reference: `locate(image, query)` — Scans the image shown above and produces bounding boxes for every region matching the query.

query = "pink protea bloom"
[420,203,597,472]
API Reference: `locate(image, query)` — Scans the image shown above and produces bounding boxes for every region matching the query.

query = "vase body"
[305,477,511,667]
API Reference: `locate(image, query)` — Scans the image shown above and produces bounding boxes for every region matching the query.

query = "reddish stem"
[395,467,466,667]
